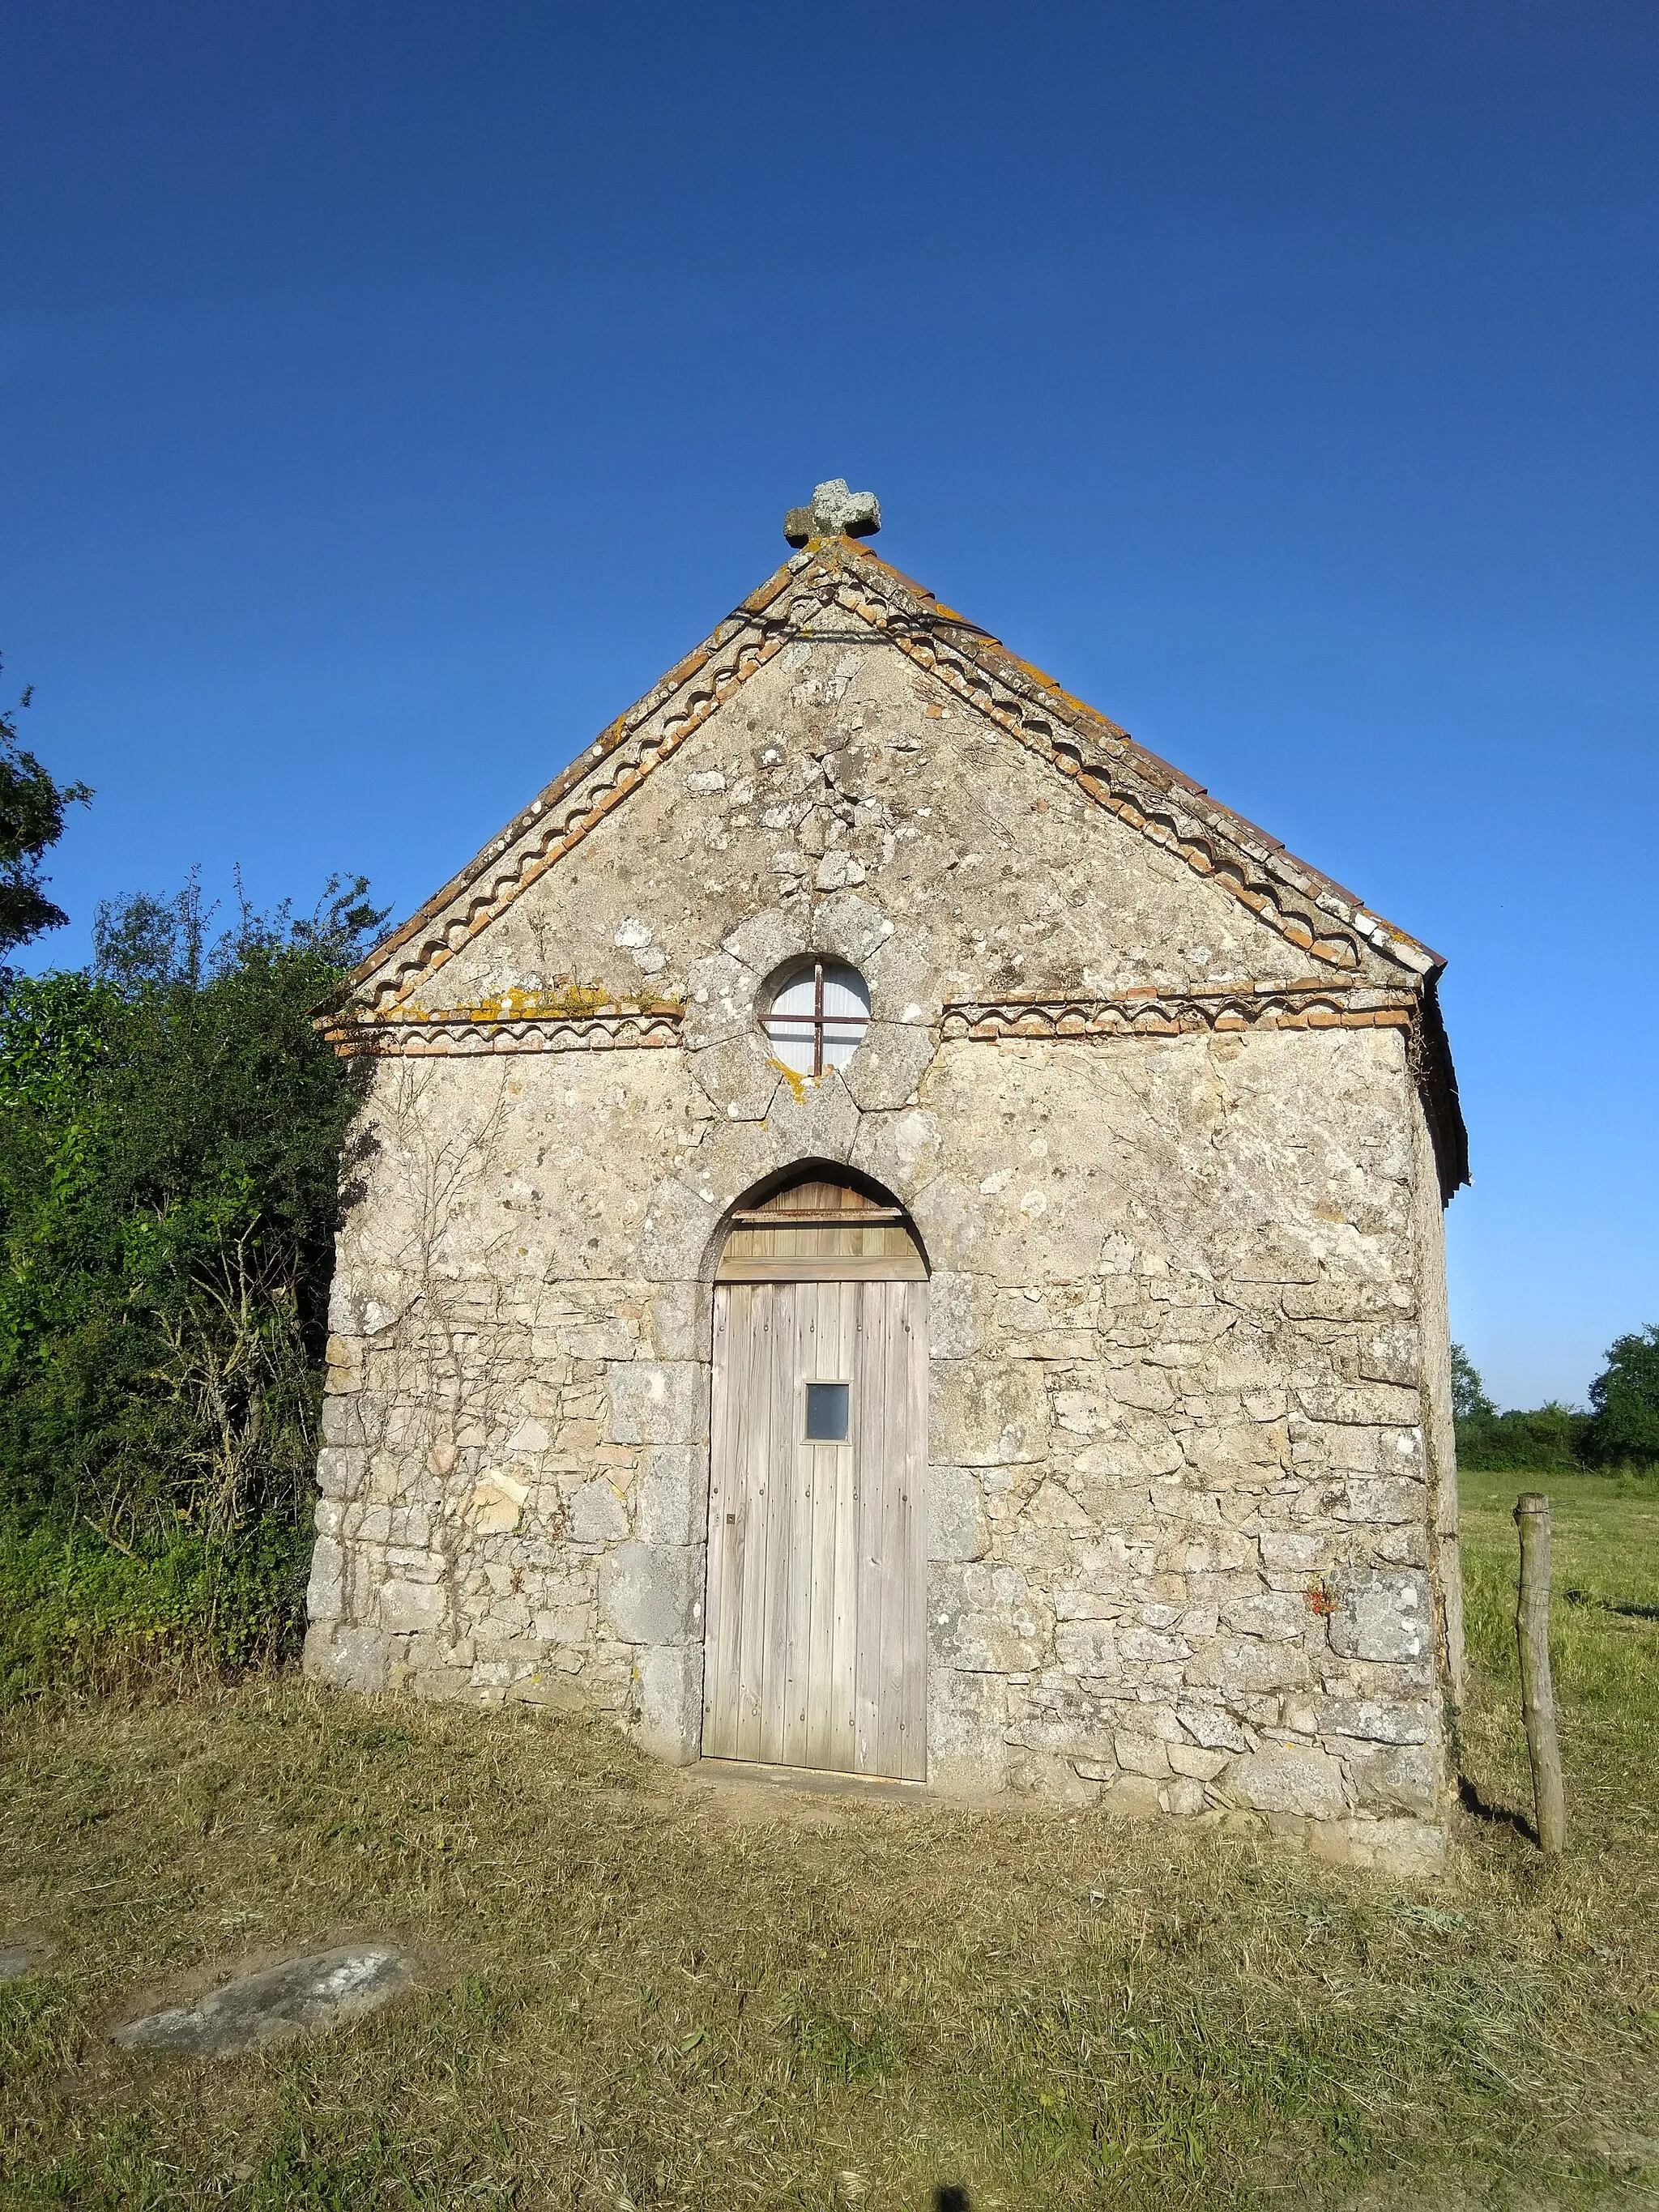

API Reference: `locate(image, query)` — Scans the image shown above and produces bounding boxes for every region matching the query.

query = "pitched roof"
[327,535,1467,1189]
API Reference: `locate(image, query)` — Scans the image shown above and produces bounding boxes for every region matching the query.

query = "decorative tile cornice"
[334,568,802,1016]
[332,541,1442,1022]
[319,536,1465,1192]
[323,1007,683,1058]
[820,545,1438,982]
[940,984,1417,1042]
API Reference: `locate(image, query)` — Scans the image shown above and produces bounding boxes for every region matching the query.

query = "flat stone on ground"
[112,1944,414,2056]
[0,1937,49,1980]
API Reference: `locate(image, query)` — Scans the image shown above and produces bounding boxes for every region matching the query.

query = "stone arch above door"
[715,1170,928,1285]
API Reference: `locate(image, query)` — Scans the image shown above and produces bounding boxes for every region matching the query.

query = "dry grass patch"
[1,1474,1654,2210]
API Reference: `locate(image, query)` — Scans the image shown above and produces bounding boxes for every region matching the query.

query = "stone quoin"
[305,484,1469,1867]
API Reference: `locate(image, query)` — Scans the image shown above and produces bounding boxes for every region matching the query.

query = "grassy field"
[1,1472,1654,2211]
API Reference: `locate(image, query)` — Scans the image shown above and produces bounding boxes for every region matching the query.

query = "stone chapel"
[305,480,1469,1865]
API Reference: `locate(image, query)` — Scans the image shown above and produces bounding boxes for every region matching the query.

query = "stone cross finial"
[783,479,881,546]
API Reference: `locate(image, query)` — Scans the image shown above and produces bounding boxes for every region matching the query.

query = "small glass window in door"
[804,1381,851,1441]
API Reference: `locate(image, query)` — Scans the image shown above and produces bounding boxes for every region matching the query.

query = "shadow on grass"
[1563,1587,1659,1622]
[1456,1771,1537,1846]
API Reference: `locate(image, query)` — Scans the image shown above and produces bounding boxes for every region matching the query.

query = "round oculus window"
[761,960,871,1076]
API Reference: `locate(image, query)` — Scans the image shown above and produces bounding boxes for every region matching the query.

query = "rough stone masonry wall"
[916,1028,1452,1869]
[306,1046,710,1744]
[306,1013,1455,1866]
[307,596,1458,1864]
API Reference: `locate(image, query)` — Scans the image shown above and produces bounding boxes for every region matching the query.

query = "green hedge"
[1454,1404,1589,1473]
[1453,1338,1659,1476]
[0,1514,313,1699]
[0,877,381,1700]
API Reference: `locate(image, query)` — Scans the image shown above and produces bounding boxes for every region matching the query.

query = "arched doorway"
[701,1174,928,1781]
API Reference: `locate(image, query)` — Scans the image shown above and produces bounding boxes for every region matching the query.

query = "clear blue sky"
[3,4,1654,1409]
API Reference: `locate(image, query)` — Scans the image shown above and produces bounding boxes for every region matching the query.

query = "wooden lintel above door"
[717,1251,928,1282]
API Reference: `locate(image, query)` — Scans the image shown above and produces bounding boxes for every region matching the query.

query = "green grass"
[1457,1467,1659,1846]
[0,1474,1654,2210]
[0,1517,309,1702]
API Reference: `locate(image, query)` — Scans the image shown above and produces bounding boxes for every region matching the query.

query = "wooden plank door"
[853,1279,928,1781]
[702,1277,926,1779]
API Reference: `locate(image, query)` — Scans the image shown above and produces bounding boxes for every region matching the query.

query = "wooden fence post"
[1513,1492,1566,1854]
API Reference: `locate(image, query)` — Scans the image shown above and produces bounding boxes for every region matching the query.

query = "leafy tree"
[0,872,386,1677]
[1450,1343,1495,1421]
[0,663,91,962]
[1583,1324,1659,1466]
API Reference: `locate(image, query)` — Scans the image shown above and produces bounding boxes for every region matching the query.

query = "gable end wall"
[305,592,1456,1869]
